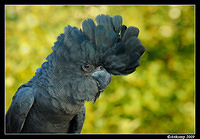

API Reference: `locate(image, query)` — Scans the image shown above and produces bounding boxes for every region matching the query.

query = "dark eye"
[82,63,93,72]
[84,64,90,69]
[99,66,104,70]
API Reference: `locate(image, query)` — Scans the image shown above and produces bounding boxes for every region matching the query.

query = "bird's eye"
[99,66,104,70]
[84,64,90,69]
[82,63,93,72]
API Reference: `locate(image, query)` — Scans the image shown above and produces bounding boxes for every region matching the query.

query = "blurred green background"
[5,5,195,133]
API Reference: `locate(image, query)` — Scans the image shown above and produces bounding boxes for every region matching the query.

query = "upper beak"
[91,66,111,93]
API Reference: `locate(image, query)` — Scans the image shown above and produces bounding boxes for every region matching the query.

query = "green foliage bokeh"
[5,5,195,133]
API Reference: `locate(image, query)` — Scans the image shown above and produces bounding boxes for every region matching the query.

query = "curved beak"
[91,66,111,103]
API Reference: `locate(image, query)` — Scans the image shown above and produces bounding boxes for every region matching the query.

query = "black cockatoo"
[6,14,145,133]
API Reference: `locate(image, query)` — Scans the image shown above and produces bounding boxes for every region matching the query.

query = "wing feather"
[6,87,34,133]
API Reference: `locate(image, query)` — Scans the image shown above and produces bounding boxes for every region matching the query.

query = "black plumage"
[6,14,145,133]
